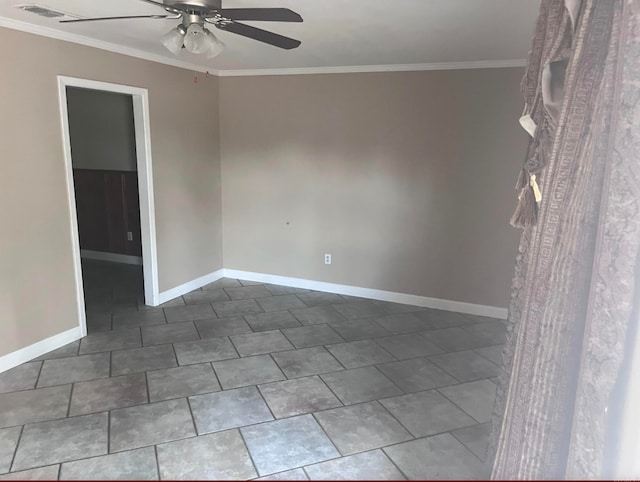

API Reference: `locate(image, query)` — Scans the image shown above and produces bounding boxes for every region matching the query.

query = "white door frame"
[57,76,160,336]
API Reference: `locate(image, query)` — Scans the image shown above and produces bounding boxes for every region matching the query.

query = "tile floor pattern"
[0,260,507,480]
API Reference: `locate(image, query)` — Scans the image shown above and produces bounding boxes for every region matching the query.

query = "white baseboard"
[81,250,143,266]
[223,269,508,319]
[0,327,82,374]
[156,269,226,306]
[0,268,506,374]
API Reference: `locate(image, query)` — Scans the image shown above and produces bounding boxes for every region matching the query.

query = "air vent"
[17,4,77,20]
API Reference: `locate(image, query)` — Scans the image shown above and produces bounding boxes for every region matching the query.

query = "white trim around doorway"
[57,76,160,337]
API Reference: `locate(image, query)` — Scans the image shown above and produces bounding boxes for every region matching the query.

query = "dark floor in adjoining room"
[0,259,506,480]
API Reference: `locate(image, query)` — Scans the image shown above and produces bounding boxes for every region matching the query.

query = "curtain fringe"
[511,185,538,228]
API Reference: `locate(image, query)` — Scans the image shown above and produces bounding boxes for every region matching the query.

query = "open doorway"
[57,76,159,336]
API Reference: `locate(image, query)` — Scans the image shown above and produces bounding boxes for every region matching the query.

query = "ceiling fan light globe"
[203,32,225,58]
[183,23,208,54]
[161,26,184,56]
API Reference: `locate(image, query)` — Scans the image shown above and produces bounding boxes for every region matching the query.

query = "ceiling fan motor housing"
[182,13,206,27]
[164,0,221,13]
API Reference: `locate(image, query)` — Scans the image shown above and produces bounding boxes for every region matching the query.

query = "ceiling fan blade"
[60,14,168,23]
[215,22,301,49]
[217,8,302,22]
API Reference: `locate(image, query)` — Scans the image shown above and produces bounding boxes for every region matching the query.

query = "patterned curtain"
[490,0,640,478]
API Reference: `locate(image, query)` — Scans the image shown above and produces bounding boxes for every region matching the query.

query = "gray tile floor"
[0,260,507,480]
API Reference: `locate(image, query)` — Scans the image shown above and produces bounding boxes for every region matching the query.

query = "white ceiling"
[0,0,541,74]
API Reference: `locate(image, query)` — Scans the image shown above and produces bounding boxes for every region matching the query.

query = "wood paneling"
[73,169,142,256]
[74,169,109,252]
[122,172,142,256]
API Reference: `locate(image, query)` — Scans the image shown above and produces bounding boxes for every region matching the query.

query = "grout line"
[449,424,489,463]
[435,380,495,424]
[370,337,401,362]
[208,362,223,390]
[33,360,45,389]
[192,320,203,340]
[253,300,267,314]
[324,324,347,344]
[267,351,289,379]
[69,426,190,462]
[240,314,254,331]
[66,383,75,418]
[77,337,176,357]
[293,293,313,309]
[287,307,305,324]
[380,446,411,480]
[315,374,345,408]
[56,463,62,480]
[2,377,272,428]
[153,445,162,479]
[293,398,368,420]
[144,371,151,403]
[210,303,222,319]
[184,397,199,436]
[371,364,407,394]
[374,398,416,440]
[7,424,25,474]
[424,358,464,384]
[107,409,200,455]
[206,302,219,320]
[369,317,394,335]
[227,334,243,358]
[277,328,297,349]
[254,384,277,421]
[380,425,488,469]
[106,410,112,453]
[309,411,344,457]
[322,345,349,372]
[225,336,242,360]
[170,344,180,368]
[473,346,506,367]
[266,353,287,380]
[237,428,261,478]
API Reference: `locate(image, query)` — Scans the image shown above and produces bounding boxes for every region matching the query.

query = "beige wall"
[0,25,525,360]
[0,27,222,357]
[220,69,526,307]
[67,87,137,171]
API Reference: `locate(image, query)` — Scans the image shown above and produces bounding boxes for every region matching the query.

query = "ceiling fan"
[59,0,303,58]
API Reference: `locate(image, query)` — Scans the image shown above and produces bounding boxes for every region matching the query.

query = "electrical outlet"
[324,253,332,265]
[127,231,133,241]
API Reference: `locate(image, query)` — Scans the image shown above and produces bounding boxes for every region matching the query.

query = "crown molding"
[0,16,219,75]
[216,59,527,77]
[0,16,526,77]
